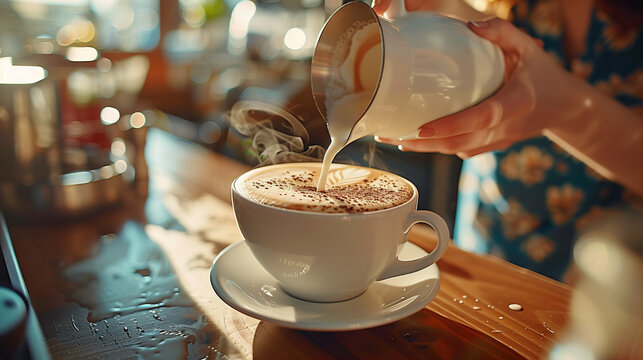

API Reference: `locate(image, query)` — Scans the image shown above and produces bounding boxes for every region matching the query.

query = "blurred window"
[2,0,160,55]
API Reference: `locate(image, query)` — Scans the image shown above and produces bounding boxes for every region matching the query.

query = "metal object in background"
[0,148,127,219]
[0,59,127,219]
[0,212,51,360]
[0,286,28,359]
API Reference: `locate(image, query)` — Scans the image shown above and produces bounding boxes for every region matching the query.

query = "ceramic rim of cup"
[231,163,418,217]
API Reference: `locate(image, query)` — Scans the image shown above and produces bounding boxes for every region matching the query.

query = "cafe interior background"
[0,0,517,229]
[2,0,643,359]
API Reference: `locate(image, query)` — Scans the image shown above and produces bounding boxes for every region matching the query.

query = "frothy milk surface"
[236,163,413,213]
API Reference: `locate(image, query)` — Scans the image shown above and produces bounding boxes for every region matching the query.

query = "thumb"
[467,17,535,54]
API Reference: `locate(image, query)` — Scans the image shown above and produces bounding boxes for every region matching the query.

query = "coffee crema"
[236,163,413,213]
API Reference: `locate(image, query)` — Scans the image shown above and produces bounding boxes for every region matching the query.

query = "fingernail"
[374,136,392,143]
[469,20,489,28]
[418,127,435,138]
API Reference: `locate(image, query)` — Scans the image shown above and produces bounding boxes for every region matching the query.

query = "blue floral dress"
[453,0,642,281]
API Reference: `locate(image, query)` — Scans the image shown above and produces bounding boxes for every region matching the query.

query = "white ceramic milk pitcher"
[311,0,505,144]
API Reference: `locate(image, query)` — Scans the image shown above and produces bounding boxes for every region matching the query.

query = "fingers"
[534,38,544,48]
[395,130,494,153]
[455,140,516,159]
[417,73,534,139]
[468,18,541,79]
[373,135,393,143]
[418,100,504,138]
[467,18,536,54]
[376,127,514,155]
[378,71,535,155]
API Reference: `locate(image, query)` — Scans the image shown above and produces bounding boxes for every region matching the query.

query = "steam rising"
[229,100,325,166]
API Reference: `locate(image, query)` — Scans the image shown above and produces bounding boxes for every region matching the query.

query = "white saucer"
[210,241,440,331]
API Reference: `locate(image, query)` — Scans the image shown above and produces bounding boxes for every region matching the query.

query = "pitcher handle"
[380,0,407,19]
[377,210,449,280]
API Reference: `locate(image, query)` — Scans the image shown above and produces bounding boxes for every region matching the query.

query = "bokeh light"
[114,159,128,173]
[66,47,99,62]
[229,0,255,37]
[96,58,112,72]
[56,19,96,46]
[100,107,120,125]
[99,165,115,179]
[112,4,135,31]
[549,342,595,360]
[283,28,306,50]
[129,112,146,129]
[574,235,623,284]
[110,138,127,157]
[184,5,206,28]
[0,57,47,84]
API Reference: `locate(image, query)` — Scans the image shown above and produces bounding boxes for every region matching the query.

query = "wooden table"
[8,129,573,359]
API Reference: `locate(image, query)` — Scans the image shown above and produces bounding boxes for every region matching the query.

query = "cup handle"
[377,211,450,280]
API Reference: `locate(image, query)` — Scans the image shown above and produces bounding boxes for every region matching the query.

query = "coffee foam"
[236,163,413,213]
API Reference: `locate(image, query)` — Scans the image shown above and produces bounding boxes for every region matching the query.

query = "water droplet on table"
[402,331,419,343]
[542,321,555,334]
[60,223,194,323]
[472,306,481,310]
[52,321,60,337]
[134,332,189,359]
[71,315,79,332]
[508,303,523,311]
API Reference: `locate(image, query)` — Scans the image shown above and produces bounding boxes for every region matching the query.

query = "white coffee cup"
[231,164,450,302]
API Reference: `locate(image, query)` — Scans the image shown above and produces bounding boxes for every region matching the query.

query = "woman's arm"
[375,18,643,197]
[542,75,643,197]
[373,0,490,21]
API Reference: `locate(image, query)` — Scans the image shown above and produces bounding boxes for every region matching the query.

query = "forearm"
[543,73,643,197]
[405,0,489,21]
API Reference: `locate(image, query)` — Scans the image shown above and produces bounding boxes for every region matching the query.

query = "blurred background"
[2,3,640,359]
[0,0,513,226]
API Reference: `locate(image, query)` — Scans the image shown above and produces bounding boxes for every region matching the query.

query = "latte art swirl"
[236,163,413,213]
[325,167,371,187]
